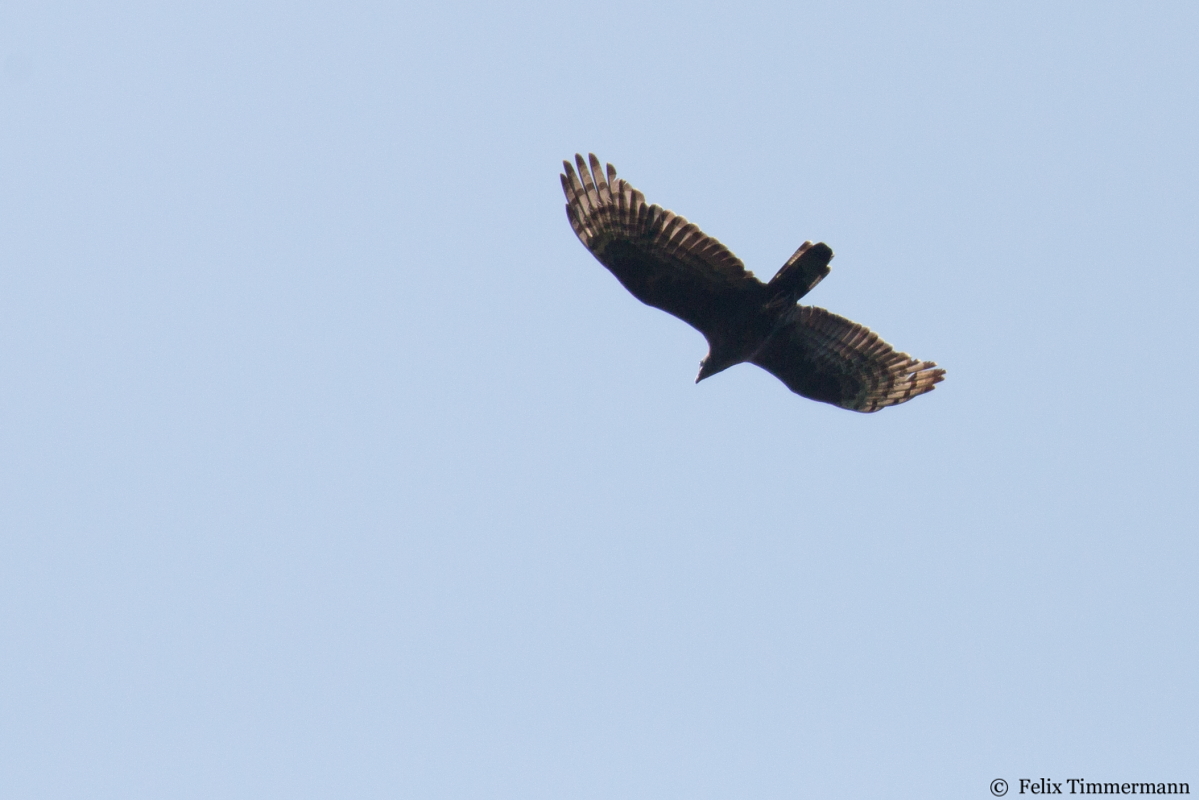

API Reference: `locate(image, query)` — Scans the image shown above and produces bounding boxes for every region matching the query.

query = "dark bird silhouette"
[561,154,945,412]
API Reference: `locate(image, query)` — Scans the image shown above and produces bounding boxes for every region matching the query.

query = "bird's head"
[696,356,730,383]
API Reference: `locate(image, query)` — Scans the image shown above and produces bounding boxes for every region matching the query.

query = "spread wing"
[561,153,763,336]
[751,305,945,412]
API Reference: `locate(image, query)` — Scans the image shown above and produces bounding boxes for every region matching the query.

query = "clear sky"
[2,1,1196,797]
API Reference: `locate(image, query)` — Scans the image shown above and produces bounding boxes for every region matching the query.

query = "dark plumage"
[561,154,945,412]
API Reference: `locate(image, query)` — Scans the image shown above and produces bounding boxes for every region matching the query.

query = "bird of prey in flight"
[560,154,945,412]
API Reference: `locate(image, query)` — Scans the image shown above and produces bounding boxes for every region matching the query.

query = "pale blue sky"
[2,1,1196,797]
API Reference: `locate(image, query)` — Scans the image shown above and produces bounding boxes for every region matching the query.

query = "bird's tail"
[767,241,833,305]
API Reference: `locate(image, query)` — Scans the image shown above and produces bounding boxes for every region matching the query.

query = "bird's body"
[561,154,945,412]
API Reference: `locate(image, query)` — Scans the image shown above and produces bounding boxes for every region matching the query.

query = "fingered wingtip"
[564,153,615,176]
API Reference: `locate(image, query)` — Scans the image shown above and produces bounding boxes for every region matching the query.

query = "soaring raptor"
[561,154,945,412]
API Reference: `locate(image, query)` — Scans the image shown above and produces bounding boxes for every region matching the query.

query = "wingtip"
[564,153,619,184]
